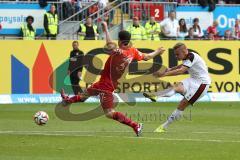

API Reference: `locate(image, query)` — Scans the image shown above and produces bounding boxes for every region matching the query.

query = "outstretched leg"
[143,82,185,102]
[100,92,143,136]
[104,109,143,136]
[61,88,89,104]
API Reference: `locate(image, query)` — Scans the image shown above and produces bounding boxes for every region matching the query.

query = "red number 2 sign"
[150,5,164,21]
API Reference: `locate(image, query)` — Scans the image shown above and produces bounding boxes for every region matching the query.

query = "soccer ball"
[33,111,49,125]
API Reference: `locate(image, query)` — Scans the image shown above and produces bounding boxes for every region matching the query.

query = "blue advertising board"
[0,3,50,35]
[176,5,240,36]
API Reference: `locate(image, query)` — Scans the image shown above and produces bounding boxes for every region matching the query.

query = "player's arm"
[102,21,117,51]
[154,65,188,77]
[142,47,165,61]
[102,21,112,44]
[167,64,183,71]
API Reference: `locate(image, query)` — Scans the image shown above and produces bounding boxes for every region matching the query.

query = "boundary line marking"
[0,131,240,143]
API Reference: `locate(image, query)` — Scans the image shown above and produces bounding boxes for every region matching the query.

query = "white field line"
[0,131,240,143]
[0,130,240,135]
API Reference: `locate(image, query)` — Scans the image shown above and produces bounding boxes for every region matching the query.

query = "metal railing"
[58,1,178,40]
[1,1,240,40]
[0,1,94,21]
[57,0,121,39]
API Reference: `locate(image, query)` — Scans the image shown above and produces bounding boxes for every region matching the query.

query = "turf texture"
[0,102,240,160]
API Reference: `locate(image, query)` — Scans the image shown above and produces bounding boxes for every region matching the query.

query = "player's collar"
[133,24,140,28]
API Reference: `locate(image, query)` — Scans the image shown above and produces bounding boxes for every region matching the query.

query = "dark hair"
[193,18,201,33]
[72,41,79,45]
[179,18,187,33]
[168,10,176,17]
[26,16,34,22]
[169,10,176,14]
[193,18,199,23]
[118,30,131,46]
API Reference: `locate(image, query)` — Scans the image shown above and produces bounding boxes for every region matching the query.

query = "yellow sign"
[0,40,239,94]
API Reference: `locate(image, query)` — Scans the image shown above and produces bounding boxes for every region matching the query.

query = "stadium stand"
[0,0,239,40]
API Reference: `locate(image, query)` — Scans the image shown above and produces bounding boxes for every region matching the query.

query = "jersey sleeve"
[182,59,193,68]
[133,48,144,61]
[182,52,195,68]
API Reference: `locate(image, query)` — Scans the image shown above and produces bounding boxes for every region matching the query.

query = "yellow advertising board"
[0,40,239,94]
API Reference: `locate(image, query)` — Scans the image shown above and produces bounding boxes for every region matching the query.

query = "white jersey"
[182,52,211,84]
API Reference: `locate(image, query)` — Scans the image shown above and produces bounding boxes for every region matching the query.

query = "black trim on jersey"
[182,65,190,68]
[184,52,194,62]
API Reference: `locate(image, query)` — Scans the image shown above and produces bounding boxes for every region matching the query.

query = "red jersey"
[99,47,144,92]
[207,26,217,35]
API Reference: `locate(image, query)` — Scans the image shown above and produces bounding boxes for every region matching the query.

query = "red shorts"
[86,81,115,109]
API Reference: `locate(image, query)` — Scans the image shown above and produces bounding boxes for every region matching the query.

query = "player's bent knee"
[173,83,185,94]
[104,109,115,119]
[178,99,190,111]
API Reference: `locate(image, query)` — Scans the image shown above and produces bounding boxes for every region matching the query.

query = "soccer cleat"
[134,123,143,137]
[60,88,68,99]
[143,92,157,102]
[154,125,166,133]
[60,89,71,105]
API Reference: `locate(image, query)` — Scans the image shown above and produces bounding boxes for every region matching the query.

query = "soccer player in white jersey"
[143,42,211,133]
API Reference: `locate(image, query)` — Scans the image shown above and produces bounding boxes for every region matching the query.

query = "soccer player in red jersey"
[61,21,165,136]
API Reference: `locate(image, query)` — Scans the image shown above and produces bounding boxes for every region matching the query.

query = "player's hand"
[165,68,171,72]
[157,47,165,55]
[153,70,166,78]
[101,21,108,32]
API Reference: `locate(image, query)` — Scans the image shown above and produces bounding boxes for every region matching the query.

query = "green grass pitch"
[0,102,240,160]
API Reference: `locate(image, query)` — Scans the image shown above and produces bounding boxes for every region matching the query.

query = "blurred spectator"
[62,0,74,19]
[160,10,178,40]
[224,0,240,4]
[39,0,47,8]
[198,0,216,12]
[218,0,226,4]
[20,15,35,40]
[78,17,99,40]
[177,18,188,40]
[44,4,59,40]
[222,30,234,40]
[232,19,240,40]
[185,27,195,40]
[207,20,219,39]
[192,18,204,38]
[177,0,189,3]
[126,17,146,40]
[130,3,142,20]
[88,3,98,19]
[99,0,108,9]
[145,17,160,41]
[207,33,215,40]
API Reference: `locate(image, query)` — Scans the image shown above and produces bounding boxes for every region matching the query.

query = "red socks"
[112,112,138,129]
[69,95,82,103]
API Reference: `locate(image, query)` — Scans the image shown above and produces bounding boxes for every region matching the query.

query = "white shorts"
[181,78,209,105]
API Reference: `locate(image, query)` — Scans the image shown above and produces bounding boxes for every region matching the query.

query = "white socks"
[162,109,183,129]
